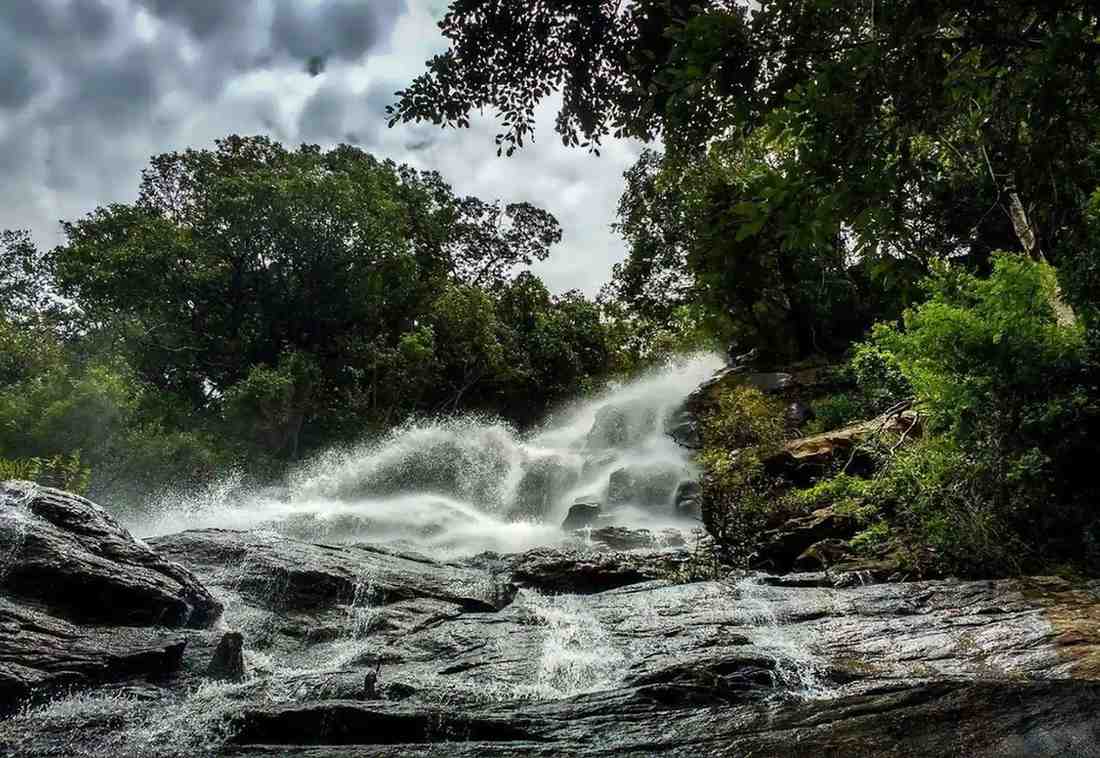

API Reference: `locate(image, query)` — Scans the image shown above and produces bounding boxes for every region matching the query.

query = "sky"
[0,0,646,295]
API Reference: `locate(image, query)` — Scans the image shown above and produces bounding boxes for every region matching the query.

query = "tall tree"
[393,1,1100,353]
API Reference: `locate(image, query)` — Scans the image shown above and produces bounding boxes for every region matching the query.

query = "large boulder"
[0,482,223,712]
[586,400,659,451]
[512,455,580,519]
[561,501,601,531]
[0,482,222,628]
[606,464,686,511]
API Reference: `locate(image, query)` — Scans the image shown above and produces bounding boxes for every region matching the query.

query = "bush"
[698,385,788,564]
[0,452,91,495]
[803,392,864,435]
[851,253,1100,574]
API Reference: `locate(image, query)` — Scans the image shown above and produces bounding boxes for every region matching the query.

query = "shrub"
[853,253,1099,574]
[0,452,91,495]
[698,384,788,564]
[804,392,864,435]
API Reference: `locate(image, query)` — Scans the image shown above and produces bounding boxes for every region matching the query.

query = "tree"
[0,230,55,325]
[394,1,1100,355]
[42,135,609,473]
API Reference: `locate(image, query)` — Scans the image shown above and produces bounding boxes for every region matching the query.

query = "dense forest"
[0,137,655,505]
[5,0,1100,576]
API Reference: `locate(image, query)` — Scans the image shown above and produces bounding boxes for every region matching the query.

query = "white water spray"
[131,354,723,557]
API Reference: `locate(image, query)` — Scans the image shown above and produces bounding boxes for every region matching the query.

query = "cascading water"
[131,353,724,557]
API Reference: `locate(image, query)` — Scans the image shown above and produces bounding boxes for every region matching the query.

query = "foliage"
[397,1,1100,361]
[803,393,865,436]
[872,254,1086,438]
[853,254,1100,573]
[0,452,91,495]
[701,384,787,453]
[0,136,620,504]
[849,342,913,413]
[785,474,875,525]
[697,385,788,565]
[30,136,616,481]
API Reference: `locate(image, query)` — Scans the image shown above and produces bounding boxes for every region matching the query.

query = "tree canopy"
[1,136,623,501]
[393,1,1100,358]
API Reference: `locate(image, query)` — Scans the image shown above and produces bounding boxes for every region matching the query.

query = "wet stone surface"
[3,499,1100,756]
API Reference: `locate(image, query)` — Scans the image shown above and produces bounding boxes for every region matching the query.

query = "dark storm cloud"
[272,0,406,62]
[0,46,39,109]
[298,84,349,140]
[0,1,639,295]
[57,45,162,128]
[134,0,245,40]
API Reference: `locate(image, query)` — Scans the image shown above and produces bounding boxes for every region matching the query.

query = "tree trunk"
[1006,179,1077,327]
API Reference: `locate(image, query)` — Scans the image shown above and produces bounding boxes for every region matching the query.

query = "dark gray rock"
[606,464,684,511]
[206,631,246,681]
[561,502,601,531]
[148,529,516,613]
[673,480,701,520]
[0,482,223,713]
[0,481,222,628]
[0,596,187,713]
[665,409,702,450]
[7,502,1100,758]
[587,526,686,551]
[505,546,685,593]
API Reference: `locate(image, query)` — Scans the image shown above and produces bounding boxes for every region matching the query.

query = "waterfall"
[734,575,836,699]
[131,353,723,557]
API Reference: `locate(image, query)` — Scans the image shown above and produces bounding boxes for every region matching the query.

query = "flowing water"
[4,353,861,756]
[131,353,724,557]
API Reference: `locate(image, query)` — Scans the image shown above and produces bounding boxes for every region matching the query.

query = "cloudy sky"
[0,0,645,294]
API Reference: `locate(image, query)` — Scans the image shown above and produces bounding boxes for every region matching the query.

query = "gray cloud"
[0,0,638,295]
[272,0,405,62]
[135,0,244,40]
[0,46,39,109]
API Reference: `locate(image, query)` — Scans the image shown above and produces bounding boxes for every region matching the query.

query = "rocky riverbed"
[3,481,1100,756]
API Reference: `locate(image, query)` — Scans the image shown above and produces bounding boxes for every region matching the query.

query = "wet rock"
[588,526,687,551]
[606,464,684,511]
[206,631,246,681]
[673,480,702,520]
[0,481,222,628]
[513,455,580,519]
[149,529,517,613]
[362,669,380,699]
[0,597,188,713]
[8,549,1100,757]
[580,452,619,482]
[752,507,860,573]
[506,547,680,593]
[665,408,702,450]
[561,502,601,531]
[0,482,222,712]
[586,401,659,451]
